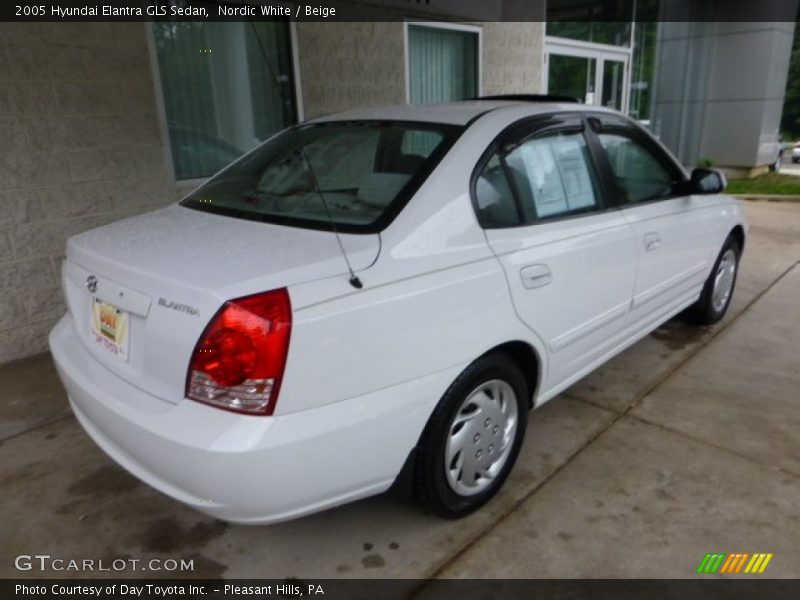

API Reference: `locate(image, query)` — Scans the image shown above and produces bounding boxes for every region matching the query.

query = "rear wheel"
[686,235,740,325]
[414,353,528,518]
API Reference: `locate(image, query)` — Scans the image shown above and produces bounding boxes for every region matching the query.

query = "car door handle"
[644,232,661,252]
[520,264,552,289]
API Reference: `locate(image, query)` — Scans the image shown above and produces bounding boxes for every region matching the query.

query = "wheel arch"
[482,340,541,409]
[730,224,746,253]
[389,338,542,499]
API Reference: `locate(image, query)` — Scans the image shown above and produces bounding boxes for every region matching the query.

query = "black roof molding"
[474,94,581,104]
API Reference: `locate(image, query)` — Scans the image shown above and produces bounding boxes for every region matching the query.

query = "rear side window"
[474,154,520,227]
[181,121,461,233]
[505,131,602,220]
[597,132,681,203]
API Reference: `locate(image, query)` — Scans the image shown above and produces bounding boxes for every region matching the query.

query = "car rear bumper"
[50,315,457,524]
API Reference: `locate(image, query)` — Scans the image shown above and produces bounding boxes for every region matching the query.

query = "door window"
[505,131,602,220]
[473,130,603,228]
[597,132,681,203]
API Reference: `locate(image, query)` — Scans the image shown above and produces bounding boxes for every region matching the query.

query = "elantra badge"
[158,297,199,316]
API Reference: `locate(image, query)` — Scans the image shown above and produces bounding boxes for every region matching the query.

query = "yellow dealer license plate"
[90,298,130,361]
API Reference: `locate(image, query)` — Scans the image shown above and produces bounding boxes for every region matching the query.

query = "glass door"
[545,40,630,113]
[547,54,597,104]
[601,59,625,110]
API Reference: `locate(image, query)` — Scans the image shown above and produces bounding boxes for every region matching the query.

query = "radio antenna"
[298,144,363,289]
[247,20,363,289]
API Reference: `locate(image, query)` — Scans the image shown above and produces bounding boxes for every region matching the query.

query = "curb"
[734,194,800,203]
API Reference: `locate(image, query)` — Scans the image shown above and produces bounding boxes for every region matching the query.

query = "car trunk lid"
[62,204,379,405]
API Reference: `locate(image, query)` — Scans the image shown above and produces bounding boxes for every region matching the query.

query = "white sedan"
[50,98,745,524]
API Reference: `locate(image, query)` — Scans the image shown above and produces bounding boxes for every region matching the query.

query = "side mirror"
[689,168,726,194]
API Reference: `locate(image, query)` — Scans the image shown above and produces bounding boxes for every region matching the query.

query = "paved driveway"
[2,200,799,580]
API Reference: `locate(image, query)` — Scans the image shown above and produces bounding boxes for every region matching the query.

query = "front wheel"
[414,353,529,518]
[686,235,741,325]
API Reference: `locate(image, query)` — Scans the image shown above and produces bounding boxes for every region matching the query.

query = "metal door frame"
[544,37,632,114]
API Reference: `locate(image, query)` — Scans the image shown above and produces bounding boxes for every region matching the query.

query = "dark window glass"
[546,22,632,47]
[153,21,297,180]
[408,25,479,103]
[181,121,461,232]
[547,55,597,104]
[630,22,658,122]
[598,132,681,203]
[474,154,520,227]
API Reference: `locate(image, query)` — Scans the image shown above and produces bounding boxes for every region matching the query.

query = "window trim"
[584,112,690,207]
[403,21,483,105]
[146,21,303,186]
[470,112,612,230]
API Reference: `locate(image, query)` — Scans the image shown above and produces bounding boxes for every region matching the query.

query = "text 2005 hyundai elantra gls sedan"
[50,98,745,524]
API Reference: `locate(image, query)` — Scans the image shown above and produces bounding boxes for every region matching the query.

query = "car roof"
[310,100,616,126]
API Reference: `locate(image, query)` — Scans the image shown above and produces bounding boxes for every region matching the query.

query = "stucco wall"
[295,22,406,118]
[0,23,176,363]
[481,22,545,96]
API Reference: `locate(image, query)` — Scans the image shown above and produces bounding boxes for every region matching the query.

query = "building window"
[629,22,657,122]
[406,23,480,104]
[546,22,632,48]
[151,22,298,181]
[546,1,634,47]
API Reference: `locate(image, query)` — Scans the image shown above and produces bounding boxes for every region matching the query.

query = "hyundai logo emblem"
[86,275,98,293]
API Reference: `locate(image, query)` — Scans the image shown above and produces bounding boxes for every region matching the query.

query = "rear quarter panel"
[278,107,552,416]
[280,256,538,416]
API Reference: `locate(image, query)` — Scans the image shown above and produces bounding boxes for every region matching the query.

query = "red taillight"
[186,289,291,415]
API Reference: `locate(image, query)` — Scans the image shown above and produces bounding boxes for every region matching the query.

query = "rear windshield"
[181,120,462,233]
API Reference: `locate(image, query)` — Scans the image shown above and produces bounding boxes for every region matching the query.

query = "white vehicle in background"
[50,97,746,524]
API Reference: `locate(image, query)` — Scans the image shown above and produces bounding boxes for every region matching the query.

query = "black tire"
[686,235,741,325]
[414,352,529,518]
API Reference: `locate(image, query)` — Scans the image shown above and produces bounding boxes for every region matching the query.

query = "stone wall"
[0,23,176,363]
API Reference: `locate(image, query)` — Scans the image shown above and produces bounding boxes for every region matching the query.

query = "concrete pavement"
[441,262,800,579]
[1,200,799,581]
